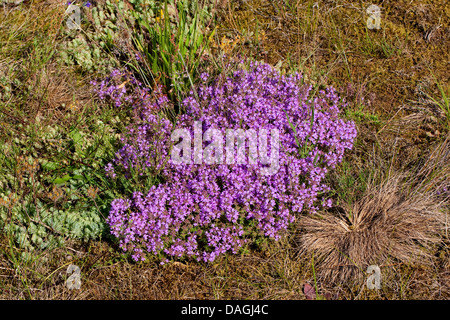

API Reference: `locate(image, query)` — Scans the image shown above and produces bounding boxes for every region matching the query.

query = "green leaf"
[41,160,59,171]
[53,174,71,185]
[284,110,301,150]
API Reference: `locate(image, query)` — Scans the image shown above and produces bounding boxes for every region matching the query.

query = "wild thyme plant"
[99,61,357,263]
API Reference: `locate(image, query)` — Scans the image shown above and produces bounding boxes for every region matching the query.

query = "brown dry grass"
[0,0,96,132]
[296,135,450,284]
[296,175,446,282]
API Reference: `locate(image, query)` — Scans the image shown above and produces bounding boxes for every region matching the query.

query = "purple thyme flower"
[101,61,357,263]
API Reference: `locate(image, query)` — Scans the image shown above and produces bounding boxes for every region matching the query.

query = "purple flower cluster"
[436,186,449,197]
[91,69,168,112]
[104,61,357,262]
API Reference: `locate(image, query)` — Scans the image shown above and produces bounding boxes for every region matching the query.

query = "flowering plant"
[101,61,357,263]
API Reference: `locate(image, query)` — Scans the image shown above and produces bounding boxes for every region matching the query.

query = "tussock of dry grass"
[296,136,450,284]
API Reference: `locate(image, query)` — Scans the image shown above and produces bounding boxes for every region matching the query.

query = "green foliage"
[0,65,15,102]
[0,196,104,250]
[0,102,128,252]
[58,0,216,82]
[329,160,372,211]
[130,0,215,101]
[284,106,317,160]
[361,29,401,59]
[425,70,450,129]
[58,34,105,72]
[0,156,105,251]
[344,104,382,127]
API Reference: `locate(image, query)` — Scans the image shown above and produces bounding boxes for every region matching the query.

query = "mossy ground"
[0,0,449,299]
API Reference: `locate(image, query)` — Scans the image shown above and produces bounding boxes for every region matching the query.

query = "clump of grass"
[130,0,216,103]
[425,70,450,129]
[295,136,450,283]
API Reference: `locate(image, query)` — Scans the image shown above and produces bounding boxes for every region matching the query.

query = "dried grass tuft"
[296,136,450,284]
